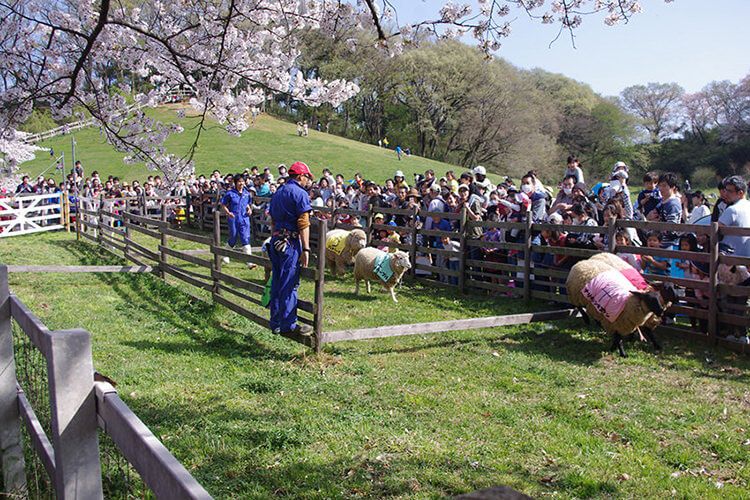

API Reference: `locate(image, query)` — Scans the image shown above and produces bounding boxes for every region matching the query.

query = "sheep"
[566,255,676,357]
[325,228,367,277]
[354,248,411,302]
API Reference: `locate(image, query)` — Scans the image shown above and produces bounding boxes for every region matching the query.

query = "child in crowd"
[615,229,640,269]
[440,235,461,285]
[636,171,661,219]
[640,231,670,275]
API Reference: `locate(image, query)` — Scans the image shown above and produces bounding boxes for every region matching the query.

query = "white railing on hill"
[22,90,193,144]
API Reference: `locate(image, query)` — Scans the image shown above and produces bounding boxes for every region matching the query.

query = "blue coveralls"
[220,188,252,247]
[268,179,311,332]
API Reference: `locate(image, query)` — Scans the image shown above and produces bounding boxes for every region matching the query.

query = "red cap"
[289,161,314,179]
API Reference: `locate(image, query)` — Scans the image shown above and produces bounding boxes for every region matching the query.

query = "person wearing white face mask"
[600,170,633,219]
[549,174,577,215]
[521,172,547,222]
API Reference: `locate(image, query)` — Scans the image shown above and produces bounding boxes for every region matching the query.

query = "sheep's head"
[347,229,367,253]
[718,263,750,286]
[632,283,674,319]
[391,251,411,272]
[651,281,677,306]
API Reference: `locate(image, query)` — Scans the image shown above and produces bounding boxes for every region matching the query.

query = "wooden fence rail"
[0,266,211,498]
[75,195,750,352]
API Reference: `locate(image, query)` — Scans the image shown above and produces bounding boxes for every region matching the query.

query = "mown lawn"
[2,231,750,499]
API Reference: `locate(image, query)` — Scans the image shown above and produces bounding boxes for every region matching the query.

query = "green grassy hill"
[23,107,459,184]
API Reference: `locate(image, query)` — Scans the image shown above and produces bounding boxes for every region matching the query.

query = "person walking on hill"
[218,174,255,268]
[268,161,314,336]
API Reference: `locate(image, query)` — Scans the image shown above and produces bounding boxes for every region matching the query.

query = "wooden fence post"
[159,203,167,281]
[0,265,26,495]
[97,194,104,246]
[365,205,374,244]
[458,206,468,293]
[708,221,719,338]
[75,196,81,242]
[185,193,192,228]
[124,212,131,261]
[213,210,222,300]
[409,206,419,279]
[314,219,327,353]
[607,217,617,253]
[48,328,104,499]
[523,214,532,303]
[63,190,70,232]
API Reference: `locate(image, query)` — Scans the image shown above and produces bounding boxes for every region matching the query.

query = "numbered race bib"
[373,252,394,283]
[326,232,348,256]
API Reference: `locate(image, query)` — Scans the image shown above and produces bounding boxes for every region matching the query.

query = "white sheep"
[566,254,676,357]
[354,248,411,302]
[325,228,367,277]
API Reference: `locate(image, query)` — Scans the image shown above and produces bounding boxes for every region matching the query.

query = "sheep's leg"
[390,287,398,303]
[611,333,627,358]
[576,307,590,325]
[641,327,661,352]
[355,277,360,295]
[366,280,371,294]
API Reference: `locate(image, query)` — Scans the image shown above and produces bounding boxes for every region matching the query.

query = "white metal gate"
[0,193,64,237]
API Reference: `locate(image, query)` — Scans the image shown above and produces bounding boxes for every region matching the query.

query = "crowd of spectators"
[7,155,750,266]
[6,153,750,336]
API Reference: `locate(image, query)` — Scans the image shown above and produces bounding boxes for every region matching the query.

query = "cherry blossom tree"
[0,0,670,184]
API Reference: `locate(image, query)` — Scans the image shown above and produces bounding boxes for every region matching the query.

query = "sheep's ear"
[731,265,737,273]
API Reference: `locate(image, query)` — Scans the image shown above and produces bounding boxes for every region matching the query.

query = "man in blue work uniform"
[268,162,314,336]
[218,174,255,268]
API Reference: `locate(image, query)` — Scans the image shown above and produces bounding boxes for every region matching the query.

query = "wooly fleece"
[566,256,663,337]
[325,229,367,277]
[354,248,411,302]
[718,263,750,291]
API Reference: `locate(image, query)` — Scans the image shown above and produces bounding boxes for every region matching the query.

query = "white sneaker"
[222,256,230,264]
[247,262,258,270]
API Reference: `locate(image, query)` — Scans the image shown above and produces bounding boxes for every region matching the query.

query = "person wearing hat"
[393,170,408,189]
[267,161,314,336]
[601,169,633,219]
[473,166,493,193]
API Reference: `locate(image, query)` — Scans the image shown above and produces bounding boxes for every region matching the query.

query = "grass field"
[22,107,459,185]
[2,230,750,499]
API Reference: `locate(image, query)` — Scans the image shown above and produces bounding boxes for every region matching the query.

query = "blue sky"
[391,0,750,97]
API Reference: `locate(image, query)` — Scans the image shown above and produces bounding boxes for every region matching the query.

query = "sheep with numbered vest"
[325,228,367,277]
[566,253,677,357]
[354,248,411,302]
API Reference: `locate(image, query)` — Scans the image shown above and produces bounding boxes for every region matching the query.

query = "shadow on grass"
[51,239,290,361]
[53,238,750,373]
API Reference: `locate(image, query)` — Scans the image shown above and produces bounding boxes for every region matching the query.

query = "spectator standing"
[647,172,682,248]
[687,190,711,224]
[563,155,584,184]
[549,175,577,215]
[718,175,750,257]
[267,162,314,336]
[636,172,661,219]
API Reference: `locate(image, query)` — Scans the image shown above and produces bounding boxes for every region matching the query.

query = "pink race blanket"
[619,268,649,290]
[582,270,638,322]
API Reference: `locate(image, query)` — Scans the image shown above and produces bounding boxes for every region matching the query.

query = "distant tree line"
[273,30,749,187]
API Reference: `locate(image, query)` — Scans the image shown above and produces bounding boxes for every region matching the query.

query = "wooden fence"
[0,266,211,498]
[75,194,750,353]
